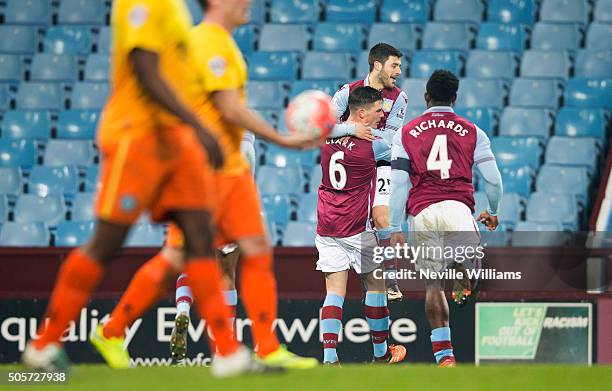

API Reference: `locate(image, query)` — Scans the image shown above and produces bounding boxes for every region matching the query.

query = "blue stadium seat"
[16,82,64,110]
[57,110,99,139]
[401,78,427,107]
[476,23,527,52]
[356,51,370,77]
[3,0,52,25]
[536,165,590,205]
[509,78,562,109]
[575,50,612,78]
[125,223,165,247]
[57,0,106,25]
[282,221,316,246]
[72,192,95,222]
[520,50,571,79]
[290,80,342,99]
[0,83,13,111]
[185,0,203,23]
[2,110,52,140]
[564,78,612,108]
[466,50,518,79]
[422,23,475,50]
[70,82,109,110]
[0,54,24,82]
[247,81,286,110]
[297,193,318,223]
[0,167,22,195]
[14,194,66,226]
[326,0,376,23]
[0,222,50,246]
[302,52,353,80]
[499,107,553,139]
[28,165,79,197]
[250,0,266,24]
[84,54,110,81]
[455,78,508,109]
[545,136,600,173]
[248,51,300,81]
[0,195,7,222]
[259,24,310,52]
[368,23,419,52]
[540,0,589,24]
[97,27,110,54]
[498,193,524,229]
[499,165,534,197]
[55,221,94,246]
[0,139,38,168]
[270,0,320,23]
[43,26,93,55]
[512,221,567,246]
[313,23,364,52]
[434,0,483,22]
[30,54,78,82]
[531,23,583,51]
[83,165,99,192]
[554,108,608,141]
[309,165,322,192]
[410,50,464,79]
[266,144,317,170]
[594,0,612,22]
[454,107,499,136]
[257,165,305,196]
[261,194,292,226]
[43,140,96,166]
[586,23,612,50]
[233,24,258,54]
[487,0,536,24]
[491,136,543,169]
[0,25,39,54]
[380,0,429,23]
[526,192,579,230]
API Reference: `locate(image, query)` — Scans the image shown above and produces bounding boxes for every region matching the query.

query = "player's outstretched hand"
[478,211,499,231]
[353,122,376,141]
[279,133,323,150]
[196,127,224,169]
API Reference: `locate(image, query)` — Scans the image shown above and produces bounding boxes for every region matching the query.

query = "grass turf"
[2,364,612,391]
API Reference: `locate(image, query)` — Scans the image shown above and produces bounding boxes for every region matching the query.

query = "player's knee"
[161,246,185,269]
[237,235,271,257]
[82,221,131,264]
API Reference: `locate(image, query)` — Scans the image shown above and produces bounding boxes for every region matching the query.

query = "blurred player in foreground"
[22,0,240,373]
[94,0,320,375]
[317,86,407,365]
[330,43,408,301]
[389,70,503,367]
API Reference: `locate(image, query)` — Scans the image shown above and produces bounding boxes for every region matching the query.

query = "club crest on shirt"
[208,56,227,77]
[382,98,393,112]
[128,4,149,28]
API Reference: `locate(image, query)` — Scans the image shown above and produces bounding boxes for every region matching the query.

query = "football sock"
[175,273,193,315]
[34,249,103,349]
[184,259,239,357]
[103,253,176,338]
[239,252,280,356]
[431,326,454,363]
[321,293,344,363]
[364,291,390,359]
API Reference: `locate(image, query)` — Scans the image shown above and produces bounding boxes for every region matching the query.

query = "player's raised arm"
[129,49,223,167]
[473,126,503,230]
[389,130,412,239]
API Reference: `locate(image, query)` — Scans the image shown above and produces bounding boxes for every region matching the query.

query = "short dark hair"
[426,69,459,103]
[348,86,383,112]
[368,43,403,72]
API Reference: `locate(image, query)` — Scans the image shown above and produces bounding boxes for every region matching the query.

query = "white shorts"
[315,231,380,274]
[372,166,391,208]
[408,200,481,273]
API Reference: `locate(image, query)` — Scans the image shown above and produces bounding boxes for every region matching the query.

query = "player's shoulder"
[190,23,231,43]
[348,79,365,90]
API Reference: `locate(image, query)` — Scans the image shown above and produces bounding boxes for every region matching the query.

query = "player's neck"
[427,101,452,109]
[367,73,384,90]
[204,13,237,33]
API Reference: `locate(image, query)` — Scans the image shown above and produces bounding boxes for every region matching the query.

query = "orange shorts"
[166,168,266,248]
[95,126,215,224]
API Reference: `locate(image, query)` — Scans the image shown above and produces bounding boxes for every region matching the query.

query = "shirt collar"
[424,106,455,114]
[364,75,370,87]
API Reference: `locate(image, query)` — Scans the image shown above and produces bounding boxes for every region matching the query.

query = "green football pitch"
[2,364,612,391]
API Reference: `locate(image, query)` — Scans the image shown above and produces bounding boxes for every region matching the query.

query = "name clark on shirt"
[325,137,356,151]
[408,118,470,138]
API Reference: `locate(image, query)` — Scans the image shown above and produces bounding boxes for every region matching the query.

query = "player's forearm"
[129,49,202,130]
[477,160,503,216]
[389,169,410,233]
[329,122,356,138]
